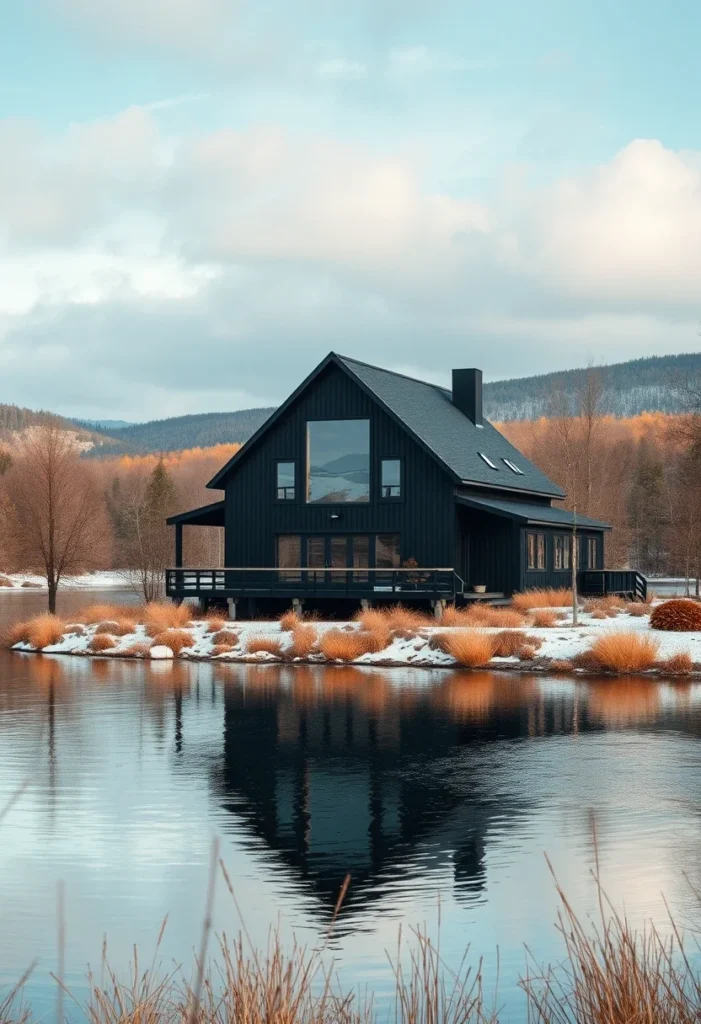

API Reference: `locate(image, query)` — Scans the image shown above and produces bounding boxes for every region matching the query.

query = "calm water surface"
[2,590,701,1021]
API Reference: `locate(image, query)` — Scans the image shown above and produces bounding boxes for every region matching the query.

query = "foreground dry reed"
[4,853,701,1024]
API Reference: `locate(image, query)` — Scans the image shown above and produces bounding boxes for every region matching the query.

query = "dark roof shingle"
[455,493,610,529]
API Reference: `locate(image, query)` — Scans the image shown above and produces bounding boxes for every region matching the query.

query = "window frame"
[478,452,499,470]
[554,535,571,571]
[276,534,302,581]
[502,458,524,475]
[380,457,403,501]
[305,418,371,505]
[586,536,598,569]
[274,459,297,502]
[527,532,546,571]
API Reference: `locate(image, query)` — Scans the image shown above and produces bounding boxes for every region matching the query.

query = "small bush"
[144,601,192,635]
[212,643,235,656]
[14,614,66,647]
[383,604,428,630]
[279,610,301,632]
[287,625,318,659]
[89,634,117,653]
[588,632,660,674]
[551,659,574,673]
[0,575,13,587]
[440,605,473,627]
[65,624,85,636]
[95,619,135,637]
[518,645,538,661]
[119,642,152,658]
[462,606,527,629]
[354,608,387,632]
[650,599,701,632]
[442,630,496,667]
[512,588,572,611]
[428,632,451,653]
[359,626,392,654]
[206,617,228,633]
[81,603,134,624]
[658,651,694,676]
[150,629,193,655]
[319,629,369,662]
[626,603,651,617]
[584,596,627,613]
[246,636,283,657]
[590,609,608,620]
[492,631,543,657]
[212,629,239,646]
[529,609,558,628]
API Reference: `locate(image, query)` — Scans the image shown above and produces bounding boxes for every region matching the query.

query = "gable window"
[306,420,370,504]
[502,458,524,475]
[554,535,571,570]
[478,452,498,470]
[527,532,546,570]
[381,458,401,499]
[276,461,296,500]
[587,537,598,569]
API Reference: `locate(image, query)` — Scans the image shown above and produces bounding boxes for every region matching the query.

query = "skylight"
[502,458,524,475]
[478,452,498,470]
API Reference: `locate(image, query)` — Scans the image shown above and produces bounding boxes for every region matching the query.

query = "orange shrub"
[319,629,369,662]
[440,605,473,627]
[24,614,66,649]
[206,617,228,633]
[383,604,428,630]
[65,624,85,636]
[626,603,650,617]
[658,651,693,676]
[80,603,131,624]
[119,642,152,658]
[512,588,572,611]
[0,576,13,587]
[89,634,117,653]
[212,629,239,646]
[550,659,574,673]
[529,609,558,628]
[144,601,192,635]
[493,631,543,657]
[590,609,608,620]
[462,606,527,628]
[287,625,318,659]
[246,636,283,657]
[428,632,451,653]
[587,632,660,674]
[518,645,538,661]
[650,599,701,632]
[442,630,496,667]
[212,643,235,656]
[95,619,136,636]
[279,610,300,631]
[354,607,387,632]
[150,629,194,655]
[359,626,392,654]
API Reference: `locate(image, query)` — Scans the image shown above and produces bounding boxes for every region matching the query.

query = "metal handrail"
[166,566,457,572]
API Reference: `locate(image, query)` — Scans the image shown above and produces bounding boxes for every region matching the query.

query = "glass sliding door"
[329,536,348,583]
[306,536,326,583]
[277,535,301,582]
[352,536,369,582]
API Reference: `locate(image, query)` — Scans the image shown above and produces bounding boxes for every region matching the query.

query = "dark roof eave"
[459,479,565,500]
[167,499,226,526]
[455,493,611,530]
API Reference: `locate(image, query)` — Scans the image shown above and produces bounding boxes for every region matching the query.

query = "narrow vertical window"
[537,534,546,570]
[376,534,401,576]
[527,533,536,570]
[276,535,301,581]
[563,535,571,571]
[587,537,598,569]
[554,536,563,570]
[381,459,401,499]
[276,461,295,500]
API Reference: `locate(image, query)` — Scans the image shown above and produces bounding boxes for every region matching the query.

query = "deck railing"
[578,569,647,602]
[166,567,463,600]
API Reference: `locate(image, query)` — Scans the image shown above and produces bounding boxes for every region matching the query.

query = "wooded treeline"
[2,379,701,604]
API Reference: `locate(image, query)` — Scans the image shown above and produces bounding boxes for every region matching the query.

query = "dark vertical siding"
[456,507,520,594]
[224,362,456,569]
[520,526,606,590]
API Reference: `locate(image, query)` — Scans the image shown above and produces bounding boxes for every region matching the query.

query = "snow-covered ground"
[0,571,126,591]
[10,605,701,674]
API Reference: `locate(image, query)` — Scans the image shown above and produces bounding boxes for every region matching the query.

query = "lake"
[2,590,701,1021]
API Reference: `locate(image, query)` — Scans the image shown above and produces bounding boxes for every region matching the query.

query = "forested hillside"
[483,353,701,420]
[82,408,276,456]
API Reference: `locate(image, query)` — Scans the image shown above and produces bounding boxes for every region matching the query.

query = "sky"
[1,0,701,420]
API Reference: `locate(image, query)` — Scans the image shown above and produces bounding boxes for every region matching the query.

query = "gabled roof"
[207,352,564,498]
[167,500,225,526]
[455,493,611,529]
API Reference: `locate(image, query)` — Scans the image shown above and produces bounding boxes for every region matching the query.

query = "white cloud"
[1,106,700,418]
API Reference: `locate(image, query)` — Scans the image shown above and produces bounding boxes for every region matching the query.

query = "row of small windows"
[478,453,524,475]
[527,533,598,571]
[277,533,401,575]
[275,419,402,504]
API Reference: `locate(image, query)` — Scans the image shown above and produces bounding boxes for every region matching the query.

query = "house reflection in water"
[210,666,579,923]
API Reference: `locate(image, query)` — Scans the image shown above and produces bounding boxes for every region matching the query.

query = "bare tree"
[116,458,180,601]
[543,382,582,625]
[4,419,109,612]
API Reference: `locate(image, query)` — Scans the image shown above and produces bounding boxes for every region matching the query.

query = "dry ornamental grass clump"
[211,629,239,646]
[518,645,538,661]
[512,587,572,611]
[89,634,117,653]
[529,609,559,628]
[144,601,192,635]
[212,643,235,656]
[95,619,136,636]
[492,631,543,658]
[319,629,370,662]
[205,616,229,634]
[7,614,66,649]
[626,602,651,617]
[442,630,496,667]
[279,609,301,631]
[650,599,701,632]
[359,626,392,654]
[658,651,694,676]
[150,629,193,655]
[462,605,527,629]
[587,632,660,674]
[440,605,473,627]
[119,642,152,658]
[80,603,130,624]
[551,658,574,673]
[354,607,387,632]
[246,636,283,657]
[287,624,318,659]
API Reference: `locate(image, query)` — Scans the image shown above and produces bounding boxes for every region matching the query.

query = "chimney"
[452,368,483,426]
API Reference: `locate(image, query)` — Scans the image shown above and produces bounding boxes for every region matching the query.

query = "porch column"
[175,522,183,568]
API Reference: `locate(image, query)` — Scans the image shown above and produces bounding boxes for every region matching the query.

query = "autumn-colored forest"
[1,394,701,591]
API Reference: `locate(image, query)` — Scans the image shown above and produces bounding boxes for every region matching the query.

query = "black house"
[166,353,645,614]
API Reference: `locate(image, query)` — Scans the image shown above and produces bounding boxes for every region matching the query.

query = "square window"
[307,420,370,503]
[276,461,296,500]
[381,459,401,499]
